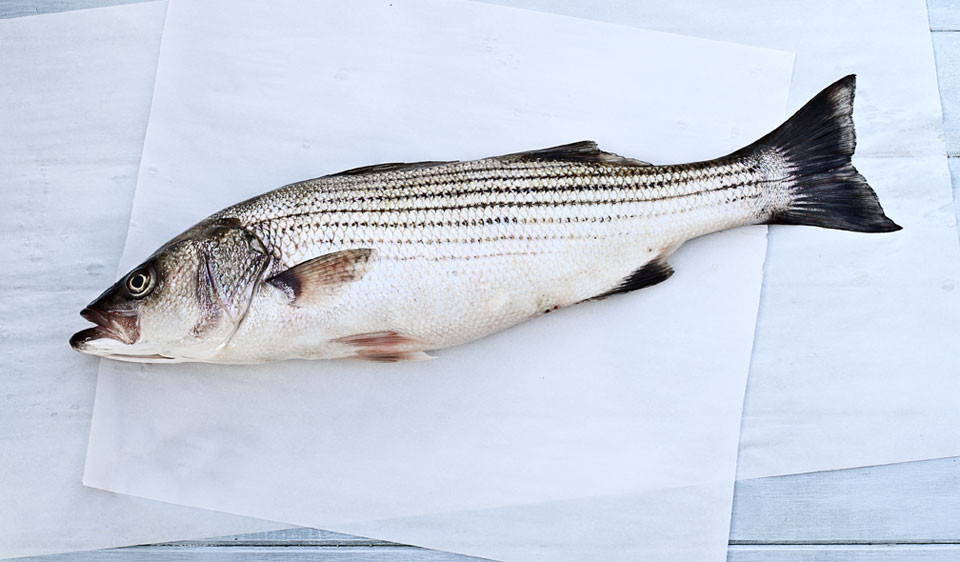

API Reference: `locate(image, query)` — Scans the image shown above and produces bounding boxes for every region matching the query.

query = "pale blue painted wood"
[12,458,959,561]
[0,0,150,18]
[933,32,960,156]
[728,545,960,562]
[17,546,486,561]
[17,544,960,561]
[151,528,397,547]
[929,0,960,31]
[3,0,959,560]
[951,158,960,232]
[0,4,39,18]
[730,457,960,544]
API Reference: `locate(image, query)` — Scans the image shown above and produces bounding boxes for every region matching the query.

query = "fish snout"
[70,306,140,351]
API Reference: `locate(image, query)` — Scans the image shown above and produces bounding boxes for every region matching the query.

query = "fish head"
[70,217,271,362]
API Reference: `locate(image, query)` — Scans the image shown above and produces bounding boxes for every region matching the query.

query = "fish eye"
[125,266,155,298]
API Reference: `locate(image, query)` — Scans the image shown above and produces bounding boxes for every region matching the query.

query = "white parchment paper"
[0,4,284,559]
[484,0,960,479]
[81,0,795,560]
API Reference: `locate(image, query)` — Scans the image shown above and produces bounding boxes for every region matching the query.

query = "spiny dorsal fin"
[267,248,375,307]
[495,141,651,167]
[592,255,674,300]
[327,161,456,177]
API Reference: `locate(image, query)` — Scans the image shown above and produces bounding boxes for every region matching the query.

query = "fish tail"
[737,74,901,233]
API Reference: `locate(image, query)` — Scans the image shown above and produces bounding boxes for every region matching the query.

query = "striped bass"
[71,75,899,363]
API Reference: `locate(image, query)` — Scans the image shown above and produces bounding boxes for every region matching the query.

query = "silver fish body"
[219,151,763,362]
[71,75,900,363]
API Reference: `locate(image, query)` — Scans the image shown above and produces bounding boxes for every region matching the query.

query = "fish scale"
[230,157,765,270]
[187,151,769,362]
[70,76,901,363]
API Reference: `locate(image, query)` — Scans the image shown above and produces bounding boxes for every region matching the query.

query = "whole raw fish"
[71,75,899,363]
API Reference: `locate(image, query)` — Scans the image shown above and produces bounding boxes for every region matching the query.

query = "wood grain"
[18,546,486,561]
[930,0,960,31]
[951,158,960,222]
[0,0,151,18]
[728,545,960,562]
[730,458,960,544]
[934,32,960,156]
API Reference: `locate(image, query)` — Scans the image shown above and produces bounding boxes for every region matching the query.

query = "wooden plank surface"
[4,0,960,560]
[0,0,150,18]
[728,545,960,562]
[17,544,960,562]
[730,457,960,544]
[930,0,960,31]
[17,546,486,561]
[951,159,960,223]
[934,32,960,155]
[15,457,960,561]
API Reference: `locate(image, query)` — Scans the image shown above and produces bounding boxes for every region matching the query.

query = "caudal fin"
[736,75,901,233]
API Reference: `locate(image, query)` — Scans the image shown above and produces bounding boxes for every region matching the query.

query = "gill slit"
[216,244,274,352]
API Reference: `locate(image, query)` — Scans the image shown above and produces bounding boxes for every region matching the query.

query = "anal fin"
[335,331,435,362]
[592,255,674,300]
[353,350,435,363]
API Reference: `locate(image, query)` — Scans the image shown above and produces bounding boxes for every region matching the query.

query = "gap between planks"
[932,30,960,157]
[146,539,960,548]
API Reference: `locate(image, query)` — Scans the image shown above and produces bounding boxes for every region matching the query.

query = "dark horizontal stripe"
[302,164,750,204]
[253,193,761,252]
[392,251,541,262]
[251,162,758,226]
[252,180,761,231]
[266,230,640,251]
[315,156,746,188]
[313,160,620,191]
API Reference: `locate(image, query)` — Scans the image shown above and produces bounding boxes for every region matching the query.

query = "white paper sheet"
[342,482,734,562]
[0,4,285,559]
[483,0,960,480]
[81,0,794,560]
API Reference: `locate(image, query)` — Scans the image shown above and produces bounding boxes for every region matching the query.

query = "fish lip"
[105,353,178,362]
[69,325,112,350]
[72,307,139,348]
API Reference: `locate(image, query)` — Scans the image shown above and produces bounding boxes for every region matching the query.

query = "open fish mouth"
[70,307,139,349]
[70,308,178,362]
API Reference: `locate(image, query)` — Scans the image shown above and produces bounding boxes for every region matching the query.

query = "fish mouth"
[70,307,140,350]
[104,352,179,362]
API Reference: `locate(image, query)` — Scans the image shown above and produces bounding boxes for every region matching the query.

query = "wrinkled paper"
[484,0,960,479]
[82,0,795,560]
[0,4,284,559]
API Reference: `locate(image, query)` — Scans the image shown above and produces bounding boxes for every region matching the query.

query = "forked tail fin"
[735,74,901,233]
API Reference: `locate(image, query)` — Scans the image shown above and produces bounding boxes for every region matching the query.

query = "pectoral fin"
[267,248,375,307]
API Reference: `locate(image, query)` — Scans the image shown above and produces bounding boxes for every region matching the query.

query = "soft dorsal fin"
[326,160,456,177]
[495,141,651,167]
[267,248,375,307]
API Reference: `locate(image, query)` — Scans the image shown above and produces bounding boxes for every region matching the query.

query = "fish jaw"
[70,305,177,362]
[69,328,179,363]
[70,305,138,350]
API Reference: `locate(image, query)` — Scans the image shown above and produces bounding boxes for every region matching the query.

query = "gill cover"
[192,221,272,346]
